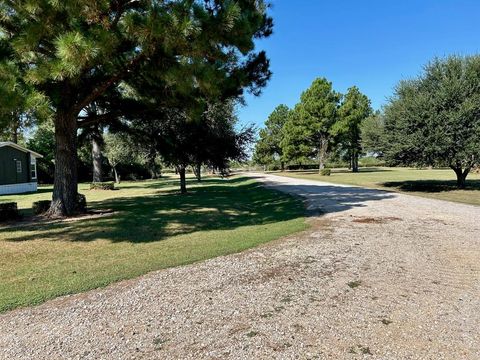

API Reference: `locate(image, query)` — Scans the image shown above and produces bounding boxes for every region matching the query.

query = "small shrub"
[90,182,115,190]
[320,168,331,176]
[32,200,51,215]
[0,202,19,221]
[75,194,87,213]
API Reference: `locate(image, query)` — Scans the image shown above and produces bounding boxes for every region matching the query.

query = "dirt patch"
[351,216,402,224]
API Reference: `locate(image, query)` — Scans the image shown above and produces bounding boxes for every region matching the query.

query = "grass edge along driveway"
[274,167,480,206]
[0,176,307,313]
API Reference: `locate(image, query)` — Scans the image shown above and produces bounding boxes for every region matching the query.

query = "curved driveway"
[1,173,479,359]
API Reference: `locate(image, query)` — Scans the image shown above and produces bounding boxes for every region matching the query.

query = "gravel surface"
[1,173,479,359]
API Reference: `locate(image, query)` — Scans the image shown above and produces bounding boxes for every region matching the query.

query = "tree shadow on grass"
[116,176,243,190]
[4,178,302,243]
[332,167,393,174]
[383,179,480,193]
[281,167,393,175]
[4,176,395,244]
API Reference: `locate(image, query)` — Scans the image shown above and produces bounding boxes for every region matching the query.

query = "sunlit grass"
[276,167,480,206]
[0,176,307,312]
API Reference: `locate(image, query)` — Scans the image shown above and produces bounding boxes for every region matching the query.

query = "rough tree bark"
[10,115,19,144]
[91,126,103,183]
[318,135,328,172]
[193,163,201,182]
[352,149,359,173]
[113,166,120,184]
[147,148,159,179]
[48,109,79,217]
[178,165,187,193]
[451,164,471,189]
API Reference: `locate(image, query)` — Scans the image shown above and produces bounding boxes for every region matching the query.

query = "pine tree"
[281,78,341,171]
[253,104,289,170]
[0,0,272,216]
[333,86,372,172]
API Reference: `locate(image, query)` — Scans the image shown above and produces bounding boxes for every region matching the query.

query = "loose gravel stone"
[1,173,479,359]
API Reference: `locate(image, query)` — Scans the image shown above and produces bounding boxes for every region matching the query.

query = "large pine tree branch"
[108,0,143,29]
[74,53,146,114]
[77,112,118,128]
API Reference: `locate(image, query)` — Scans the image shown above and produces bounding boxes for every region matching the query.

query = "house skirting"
[0,182,38,195]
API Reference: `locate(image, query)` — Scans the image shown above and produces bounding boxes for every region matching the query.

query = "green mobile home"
[0,142,43,195]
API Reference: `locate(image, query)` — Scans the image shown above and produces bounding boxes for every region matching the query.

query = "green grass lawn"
[275,167,480,206]
[0,176,307,312]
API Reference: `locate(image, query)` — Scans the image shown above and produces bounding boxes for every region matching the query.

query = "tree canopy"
[253,104,289,169]
[0,0,273,216]
[333,86,372,172]
[281,78,341,171]
[384,55,480,188]
[360,111,386,156]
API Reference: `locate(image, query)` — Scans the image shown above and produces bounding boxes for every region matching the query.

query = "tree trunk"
[113,167,120,184]
[178,165,187,193]
[148,148,158,179]
[193,163,201,182]
[451,165,470,189]
[48,110,79,217]
[281,161,285,171]
[352,150,359,173]
[91,127,103,183]
[318,135,328,172]
[10,113,19,144]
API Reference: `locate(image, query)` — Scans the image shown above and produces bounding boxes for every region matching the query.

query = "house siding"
[0,182,38,195]
[0,147,29,185]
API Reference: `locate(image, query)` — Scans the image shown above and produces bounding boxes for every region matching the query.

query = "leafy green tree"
[281,78,341,171]
[152,101,253,193]
[384,55,480,188]
[253,104,289,170]
[0,60,51,143]
[27,121,56,183]
[361,110,386,156]
[281,105,313,164]
[0,0,272,216]
[104,132,132,184]
[333,86,372,172]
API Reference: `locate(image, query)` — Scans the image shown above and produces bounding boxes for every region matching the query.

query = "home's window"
[16,160,22,173]
[31,163,37,180]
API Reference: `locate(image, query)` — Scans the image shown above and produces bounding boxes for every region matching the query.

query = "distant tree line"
[254,78,374,173]
[254,55,480,188]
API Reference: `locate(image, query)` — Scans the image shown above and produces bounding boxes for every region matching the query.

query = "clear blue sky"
[238,0,480,128]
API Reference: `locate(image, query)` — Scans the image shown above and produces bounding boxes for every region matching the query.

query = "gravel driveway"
[1,173,479,359]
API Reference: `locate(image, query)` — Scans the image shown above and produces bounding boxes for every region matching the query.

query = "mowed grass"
[0,176,307,312]
[276,167,480,206]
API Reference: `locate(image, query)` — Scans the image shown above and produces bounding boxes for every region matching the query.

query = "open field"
[0,176,307,313]
[275,167,480,206]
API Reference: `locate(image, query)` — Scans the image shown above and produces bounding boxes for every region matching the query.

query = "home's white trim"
[16,160,22,173]
[30,157,37,180]
[0,141,43,158]
[0,182,38,195]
